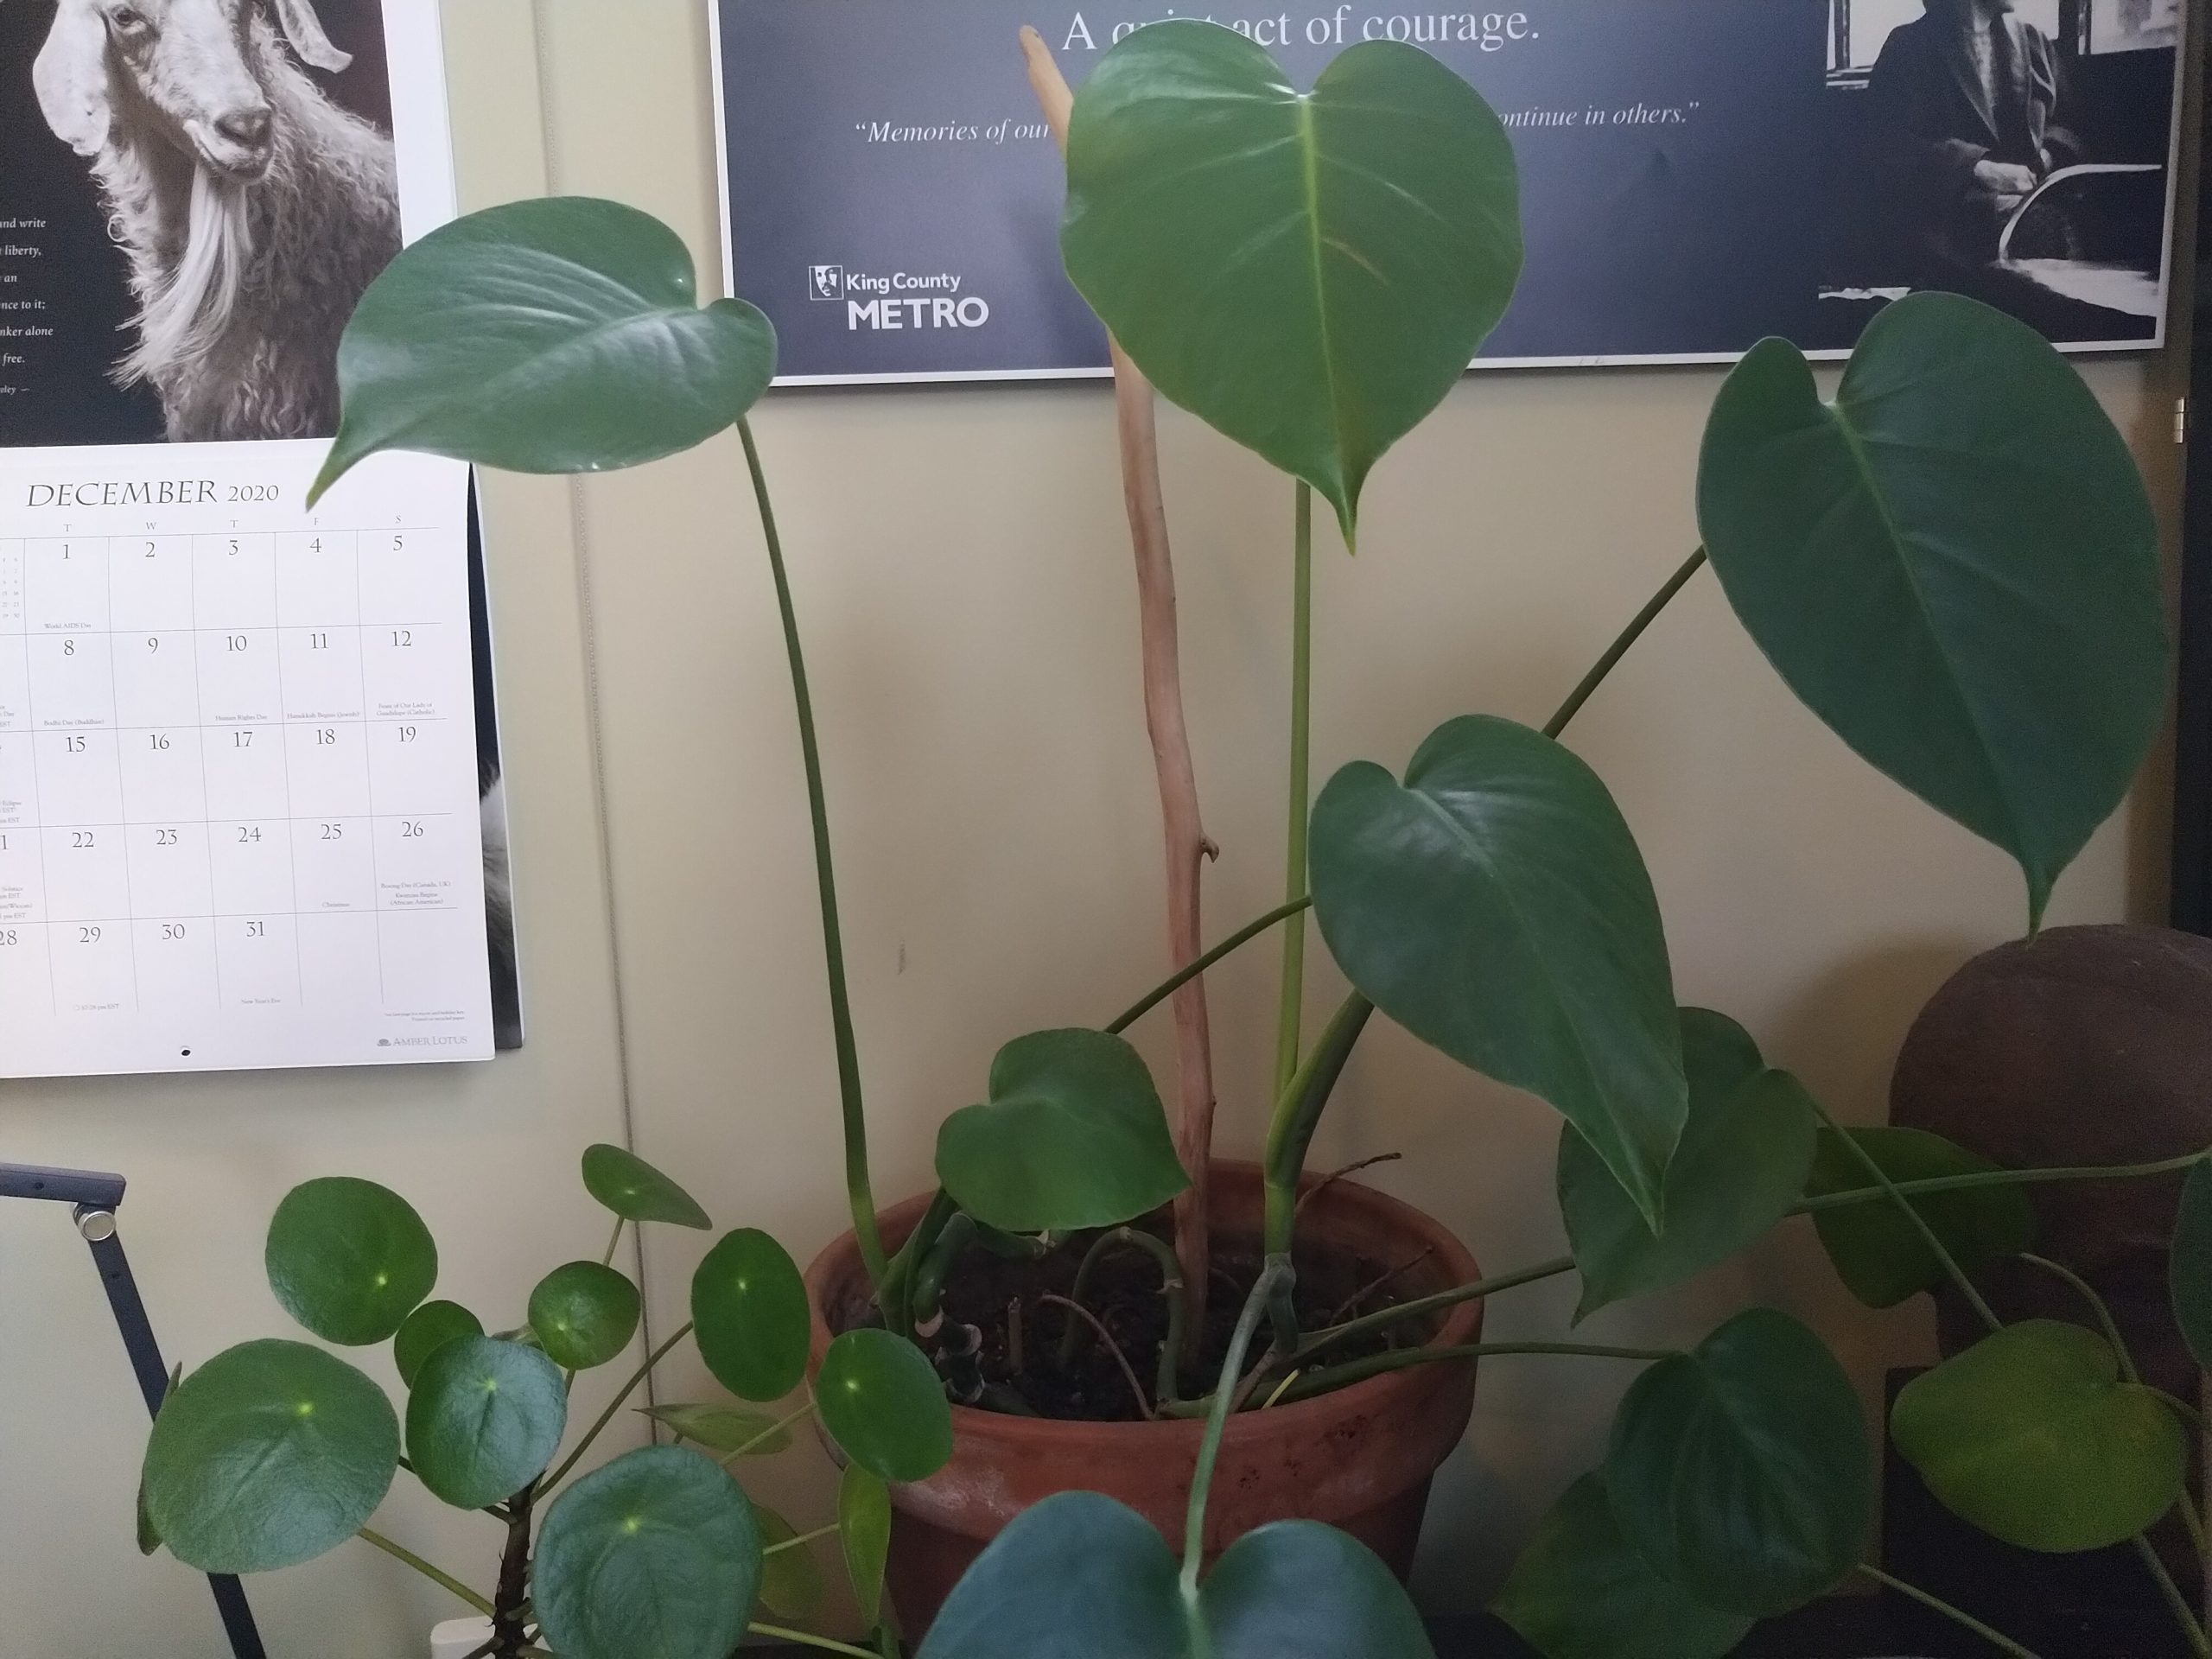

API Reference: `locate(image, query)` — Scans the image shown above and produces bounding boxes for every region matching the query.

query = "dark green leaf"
[535,1445,761,1659]
[840,1462,893,1627]
[142,1340,398,1574]
[265,1176,437,1346]
[530,1262,642,1371]
[1492,1473,1753,1659]
[393,1300,483,1389]
[1697,292,2166,925]
[1063,22,1522,541]
[2172,1161,2212,1370]
[581,1143,712,1230]
[1891,1319,2188,1553]
[1311,715,1685,1227]
[817,1329,954,1484]
[758,1504,827,1624]
[314,198,777,502]
[691,1229,810,1403]
[936,1029,1190,1234]
[1560,1010,1818,1319]
[1806,1127,2035,1309]
[639,1402,791,1458]
[405,1337,567,1510]
[1606,1309,1870,1618]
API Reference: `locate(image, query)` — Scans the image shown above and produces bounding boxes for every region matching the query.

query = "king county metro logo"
[807,264,992,331]
[808,264,843,302]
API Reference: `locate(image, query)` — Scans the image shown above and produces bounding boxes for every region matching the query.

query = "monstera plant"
[270,17,2210,1659]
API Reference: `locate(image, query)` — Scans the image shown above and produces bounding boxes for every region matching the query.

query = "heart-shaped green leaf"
[2171,1161,2212,1369]
[639,1402,791,1458]
[1697,292,2166,925]
[393,1300,484,1389]
[1606,1309,1870,1618]
[530,1262,642,1371]
[1311,715,1685,1227]
[916,1491,1436,1659]
[265,1177,438,1346]
[142,1340,399,1574]
[405,1336,567,1510]
[840,1462,893,1627]
[758,1503,828,1624]
[817,1329,954,1484]
[1891,1319,2189,1554]
[314,197,777,503]
[1804,1127,2035,1309]
[691,1229,811,1403]
[137,1361,185,1557]
[1560,1009,1819,1319]
[936,1029,1190,1235]
[535,1445,761,1659]
[1061,22,1521,543]
[582,1143,713,1230]
[1492,1473,1754,1659]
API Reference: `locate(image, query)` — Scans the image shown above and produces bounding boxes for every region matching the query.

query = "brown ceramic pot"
[804,1161,1483,1637]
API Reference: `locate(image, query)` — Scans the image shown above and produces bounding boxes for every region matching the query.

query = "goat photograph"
[2,0,400,447]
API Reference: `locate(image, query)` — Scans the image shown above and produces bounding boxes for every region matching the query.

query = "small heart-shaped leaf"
[839,1463,892,1627]
[265,1177,438,1346]
[1891,1319,2189,1554]
[691,1229,810,1403]
[582,1144,712,1230]
[1805,1127,2035,1309]
[393,1300,484,1389]
[936,1028,1190,1235]
[405,1336,567,1510]
[817,1329,954,1484]
[530,1262,641,1372]
[639,1402,791,1458]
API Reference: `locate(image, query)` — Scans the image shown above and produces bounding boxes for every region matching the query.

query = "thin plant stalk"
[1794,1149,2209,1213]
[1060,1226,1188,1404]
[1274,480,1316,1103]
[1543,549,1708,740]
[1857,1565,2045,1659]
[1293,1255,1579,1361]
[1184,1259,1292,1591]
[1267,1340,1675,1404]
[2137,1538,2212,1659]
[750,1624,882,1658]
[1107,898,1312,1035]
[357,1526,494,1618]
[539,1319,694,1495]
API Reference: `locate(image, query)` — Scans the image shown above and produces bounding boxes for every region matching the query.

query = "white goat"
[35,0,401,442]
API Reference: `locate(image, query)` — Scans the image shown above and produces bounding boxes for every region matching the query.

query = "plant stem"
[1262,993,1376,1260]
[750,1624,883,1658]
[1106,899,1312,1036]
[724,1399,817,1466]
[1274,481,1315,1103]
[2018,1253,2144,1383]
[1793,1149,2209,1214]
[1808,1100,2001,1332]
[2136,1536,2212,1658]
[1060,1227,1187,1403]
[1185,1259,1291,1591]
[599,1216,625,1270]
[1856,1564,2045,1658]
[763,1523,842,1555]
[356,1527,494,1618]
[1291,1255,1579,1362]
[1543,548,1709,739]
[1270,1340,1672,1403]
[488,1484,536,1656]
[883,1186,957,1338]
[909,1212,978,1328]
[739,417,890,1306]
[539,1319,694,1495]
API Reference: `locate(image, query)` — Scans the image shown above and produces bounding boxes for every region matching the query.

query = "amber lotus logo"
[809,264,845,302]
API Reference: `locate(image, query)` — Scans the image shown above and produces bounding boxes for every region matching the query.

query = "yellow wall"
[0,3,2194,1652]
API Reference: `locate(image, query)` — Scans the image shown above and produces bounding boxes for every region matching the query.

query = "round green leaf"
[1697,292,2166,925]
[1606,1309,1870,1618]
[758,1503,827,1624]
[839,1462,892,1628]
[1493,1474,1753,1659]
[265,1177,438,1345]
[639,1402,791,1458]
[1064,22,1522,542]
[530,1262,642,1371]
[1805,1127,2035,1309]
[1200,1520,1439,1659]
[1891,1319,2188,1554]
[691,1229,810,1403]
[936,1028,1191,1234]
[393,1300,483,1389]
[2171,1160,2212,1370]
[535,1445,761,1659]
[582,1143,712,1230]
[817,1329,954,1484]
[405,1336,567,1510]
[1560,1009,1819,1319]
[313,198,777,503]
[142,1340,399,1574]
[1311,715,1686,1228]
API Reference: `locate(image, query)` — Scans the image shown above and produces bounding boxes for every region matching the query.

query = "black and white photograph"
[0,0,404,448]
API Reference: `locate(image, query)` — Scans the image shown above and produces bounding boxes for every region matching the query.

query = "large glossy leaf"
[1492,1473,1753,1659]
[1805,1127,2035,1309]
[535,1446,761,1659]
[1560,1009,1819,1319]
[839,1462,892,1627]
[2172,1161,2212,1369]
[581,1143,712,1230]
[1697,292,2166,925]
[265,1176,437,1346]
[405,1336,567,1510]
[691,1229,810,1403]
[639,1402,791,1458]
[393,1300,483,1389]
[816,1329,955,1484]
[313,197,776,502]
[1061,22,1522,542]
[916,1491,1435,1659]
[758,1503,827,1624]
[1311,715,1685,1227]
[1891,1319,2188,1554]
[936,1029,1190,1234]
[142,1340,398,1574]
[1606,1309,1870,1618]
[530,1262,641,1371]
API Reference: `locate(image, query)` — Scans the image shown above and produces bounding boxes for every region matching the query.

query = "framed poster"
[711,0,2185,385]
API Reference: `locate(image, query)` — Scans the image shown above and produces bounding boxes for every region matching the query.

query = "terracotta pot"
[804,1160,1482,1637]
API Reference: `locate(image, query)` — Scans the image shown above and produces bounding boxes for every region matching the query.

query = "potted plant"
[296,19,2203,1657]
